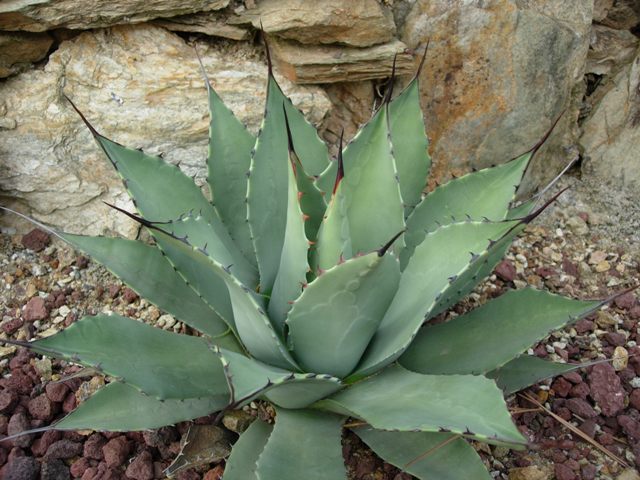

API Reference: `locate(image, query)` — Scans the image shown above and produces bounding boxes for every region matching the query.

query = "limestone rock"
[401,0,592,190]
[269,36,414,84]
[599,0,640,30]
[0,31,53,78]
[237,0,396,47]
[586,25,639,75]
[321,81,376,154]
[153,10,251,40]
[0,0,230,32]
[581,47,640,197]
[0,25,331,237]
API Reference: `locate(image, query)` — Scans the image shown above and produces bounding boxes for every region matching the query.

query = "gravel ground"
[0,173,639,480]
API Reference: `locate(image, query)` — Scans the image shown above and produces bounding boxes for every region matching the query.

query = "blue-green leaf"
[255,408,347,480]
[400,288,600,375]
[354,428,491,480]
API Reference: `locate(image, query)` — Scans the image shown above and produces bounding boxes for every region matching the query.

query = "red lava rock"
[125,450,153,480]
[554,463,576,480]
[0,446,7,465]
[0,415,8,435]
[569,382,589,399]
[81,462,122,480]
[31,430,62,457]
[562,258,579,277]
[604,331,626,346]
[70,457,91,478]
[588,363,625,417]
[494,260,516,282]
[535,266,555,278]
[565,398,597,418]
[107,285,120,299]
[121,288,138,305]
[630,390,640,410]
[630,305,640,319]
[176,468,201,480]
[7,412,33,448]
[564,458,579,470]
[75,256,90,269]
[618,415,640,440]
[45,383,70,403]
[62,393,76,414]
[574,319,594,334]
[81,466,98,480]
[552,377,572,397]
[1,317,24,335]
[0,389,19,413]
[83,434,106,461]
[614,292,637,310]
[102,436,130,468]
[579,419,597,438]
[9,349,32,369]
[203,465,224,480]
[21,228,50,252]
[22,297,49,322]
[41,458,70,479]
[7,370,34,396]
[28,394,56,421]
[597,431,615,445]
[45,439,83,460]
[3,456,40,480]
[581,464,597,480]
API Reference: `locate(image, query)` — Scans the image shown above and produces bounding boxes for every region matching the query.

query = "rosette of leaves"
[1,51,619,479]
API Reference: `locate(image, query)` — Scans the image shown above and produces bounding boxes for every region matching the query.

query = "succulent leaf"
[161,213,258,289]
[286,252,400,378]
[401,152,531,268]
[354,428,491,480]
[206,83,257,266]
[487,355,589,395]
[267,143,310,331]
[146,227,298,370]
[54,382,226,431]
[21,314,229,400]
[317,105,405,268]
[400,288,600,375]
[388,78,431,216]
[315,144,351,272]
[59,233,230,338]
[214,348,341,409]
[247,76,292,293]
[223,419,273,480]
[255,408,347,480]
[353,220,521,379]
[283,109,326,246]
[316,365,526,446]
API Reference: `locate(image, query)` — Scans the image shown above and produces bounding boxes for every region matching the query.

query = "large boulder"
[0,0,229,31]
[0,31,53,78]
[580,47,640,196]
[0,24,331,237]
[401,0,593,191]
[237,0,396,47]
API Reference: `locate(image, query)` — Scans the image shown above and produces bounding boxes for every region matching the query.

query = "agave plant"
[1,48,619,479]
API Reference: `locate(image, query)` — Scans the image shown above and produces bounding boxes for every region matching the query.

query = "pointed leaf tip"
[378,230,405,257]
[102,202,158,229]
[193,44,211,90]
[531,111,565,156]
[520,186,568,224]
[261,24,273,77]
[333,130,345,195]
[64,95,101,138]
[282,103,295,154]
[414,41,430,81]
[383,54,398,104]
